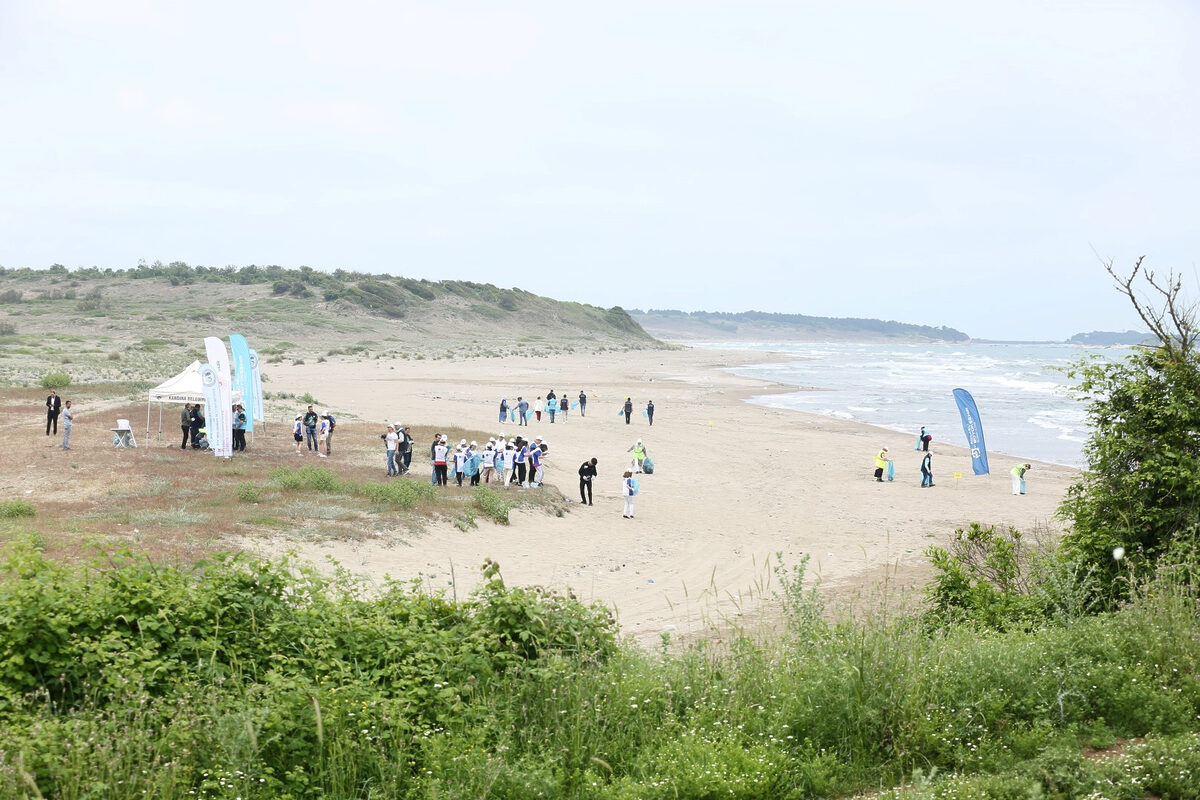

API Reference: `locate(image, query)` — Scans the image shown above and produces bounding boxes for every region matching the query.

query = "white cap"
[460,438,467,445]
[440,435,448,442]
[470,441,477,447]
[637,438,642,444]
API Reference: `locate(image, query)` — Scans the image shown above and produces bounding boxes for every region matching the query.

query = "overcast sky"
[2,1,1198,339]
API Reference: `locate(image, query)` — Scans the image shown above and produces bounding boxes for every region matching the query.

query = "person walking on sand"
[559,395,569,423]
[578,390,587,417]
[1011,463,1031,495]
[46,390,61,436]
[918,426,932,452]
[578,457,597,505]
[60,400,73,450]
[873,447,891,482]
[628,439,648,473]
[621,470,636,518]
[646,400,655,426]
[499,397,509,424]
[546,389,557,423]
[180,403,193,449]
[292,415,304,455]
[623,397,633,424]
[517,397,529,426]
[534,396,544,422]
[920,451,934,487]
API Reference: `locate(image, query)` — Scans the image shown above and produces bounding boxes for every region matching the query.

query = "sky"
[2,1,1198,340]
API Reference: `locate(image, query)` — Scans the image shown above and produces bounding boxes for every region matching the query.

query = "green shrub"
[0,499,35,518]
[472,485,512,524]
[360,479,437,509]
[39,372,71,389]
[236,482,260,503]
[270,465,341,493]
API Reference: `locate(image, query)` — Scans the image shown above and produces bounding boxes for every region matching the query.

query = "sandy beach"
[251,347,1076,644]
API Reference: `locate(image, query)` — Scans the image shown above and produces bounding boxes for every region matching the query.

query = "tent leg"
[146,398,151,440]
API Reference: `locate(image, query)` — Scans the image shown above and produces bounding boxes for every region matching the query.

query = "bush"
[270,465,342,493]
[360,479,437,509]
[0,499,35,518]
[472,485,512,524]
[39,372,71,389]
[236,483,260,503]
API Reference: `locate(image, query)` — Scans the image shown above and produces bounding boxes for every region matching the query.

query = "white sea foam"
[702,341,1117,467]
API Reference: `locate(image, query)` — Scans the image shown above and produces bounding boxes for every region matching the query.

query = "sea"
[693,341,1127,468]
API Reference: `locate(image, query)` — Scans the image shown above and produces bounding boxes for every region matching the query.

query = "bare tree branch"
[1105,256,1197,360]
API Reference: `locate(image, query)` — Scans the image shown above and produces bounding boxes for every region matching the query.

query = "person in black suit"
[46,391,62,435]
[578,458,598,505]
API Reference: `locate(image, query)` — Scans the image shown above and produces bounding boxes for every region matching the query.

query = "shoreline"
[256,345,1077,645]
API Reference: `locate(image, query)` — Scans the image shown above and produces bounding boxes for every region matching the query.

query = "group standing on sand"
[500,390,591,426]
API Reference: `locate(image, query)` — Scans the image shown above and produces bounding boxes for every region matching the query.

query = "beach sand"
[258,347,1076,644]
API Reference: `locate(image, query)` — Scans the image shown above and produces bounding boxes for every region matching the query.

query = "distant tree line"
[633,308,971,341]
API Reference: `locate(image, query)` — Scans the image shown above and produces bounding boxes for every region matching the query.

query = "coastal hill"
[630,308,971,343]
[0,263,661,385]
[1067,330,1155,346]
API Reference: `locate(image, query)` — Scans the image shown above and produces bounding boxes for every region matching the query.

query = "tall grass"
[1,545,1198,798]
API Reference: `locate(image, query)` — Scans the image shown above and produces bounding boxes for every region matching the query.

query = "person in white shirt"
[481,444,496,484]
[385,425,399,476]
[534,396,544,422]
[433,439,449,486]
[621,471,636,518]
[453,445,467,486]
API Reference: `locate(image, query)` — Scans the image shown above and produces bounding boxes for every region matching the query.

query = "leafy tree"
[1061,257,1200,589]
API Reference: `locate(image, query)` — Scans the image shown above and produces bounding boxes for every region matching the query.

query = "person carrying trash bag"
[628,438,648,473]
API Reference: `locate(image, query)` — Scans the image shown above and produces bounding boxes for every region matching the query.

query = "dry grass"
[0,388,568,566]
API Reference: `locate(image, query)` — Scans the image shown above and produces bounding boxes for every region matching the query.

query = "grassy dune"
[0,263,664,386]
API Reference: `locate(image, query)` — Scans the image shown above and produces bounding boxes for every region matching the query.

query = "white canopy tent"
[146,361,242,436]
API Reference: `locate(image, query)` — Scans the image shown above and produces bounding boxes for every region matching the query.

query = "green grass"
[0,499,35,518]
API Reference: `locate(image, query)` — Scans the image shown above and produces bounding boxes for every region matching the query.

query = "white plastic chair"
[111,418,137,448]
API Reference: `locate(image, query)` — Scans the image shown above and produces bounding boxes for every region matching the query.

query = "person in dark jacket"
[623,397,633,425]
[46,390,62,435]
[578,458,598,505]
[646,400,655,426]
